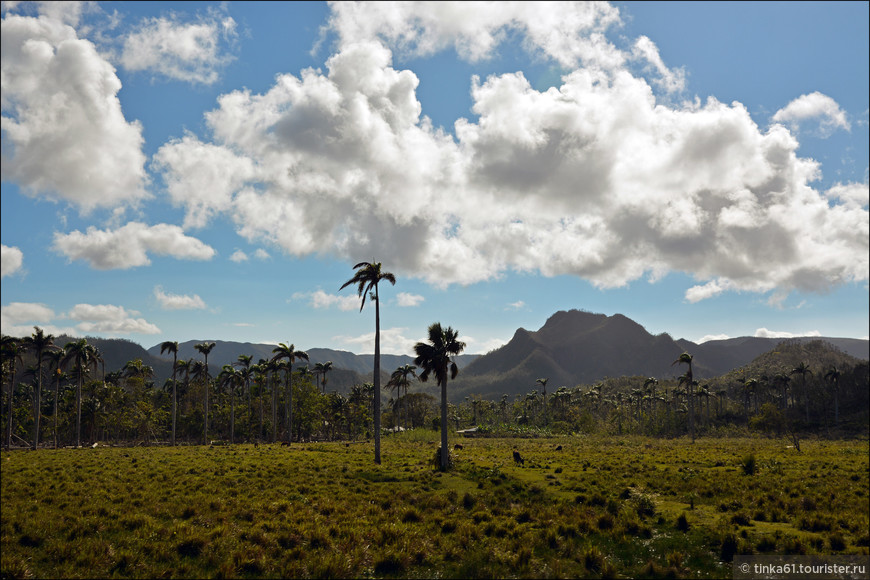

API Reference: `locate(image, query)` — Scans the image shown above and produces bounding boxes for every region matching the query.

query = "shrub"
[741,454,757,476]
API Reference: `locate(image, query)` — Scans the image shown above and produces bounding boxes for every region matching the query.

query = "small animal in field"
[555,444,562,451]
[454,443,464,450]
[513,449,524,465]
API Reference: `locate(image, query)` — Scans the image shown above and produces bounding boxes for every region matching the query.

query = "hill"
[444,310,868,401]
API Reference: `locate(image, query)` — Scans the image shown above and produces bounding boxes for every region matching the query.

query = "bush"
[741,454,757,476]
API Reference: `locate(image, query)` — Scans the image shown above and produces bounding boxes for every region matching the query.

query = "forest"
[2,329,867,451]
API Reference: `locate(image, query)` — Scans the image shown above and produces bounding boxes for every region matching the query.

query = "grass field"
[2,433,868,579]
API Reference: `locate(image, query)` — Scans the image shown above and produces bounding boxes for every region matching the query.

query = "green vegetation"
[2,436,867,579]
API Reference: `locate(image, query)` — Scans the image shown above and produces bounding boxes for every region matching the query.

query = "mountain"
[446,310,869,401]
[144,340,478,392]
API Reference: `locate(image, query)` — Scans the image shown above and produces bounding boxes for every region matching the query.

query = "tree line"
[3,261,866,467]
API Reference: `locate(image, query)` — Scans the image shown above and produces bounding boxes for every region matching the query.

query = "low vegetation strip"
[2,435,867,579]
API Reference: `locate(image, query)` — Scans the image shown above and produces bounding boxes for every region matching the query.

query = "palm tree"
[388,364,417,429]
[2,335,24,450]
[234,354,254,436]
[45,349,66,449]
[790,362,813,422]
[313,361,334,393]
[194,342,216,444]
[23,327,59,450]
[340,261,396,464]
[218,365,241,443]
[413,323,466,470]
[160,341,179,445]
[536,378,549,424]
[62,338,95,447]
[271,343,308,445]
[672,352,695,442]
[824,366,841,426]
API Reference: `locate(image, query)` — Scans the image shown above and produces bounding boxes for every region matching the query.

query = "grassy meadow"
[2,433,868,579]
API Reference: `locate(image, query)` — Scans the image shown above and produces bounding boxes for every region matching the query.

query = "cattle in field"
[513,449,524,465]
[555,444,562,451]
[454,443,464,450]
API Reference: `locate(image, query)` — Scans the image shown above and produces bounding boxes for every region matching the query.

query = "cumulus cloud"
[697,333,731,344]
[334,326,419,355]
[396,292,424,307]
[1,244,24,277]
[0,301,74,337]
[754,328,822,340]
[1,4,148,211]
[154,286,206,310]
[66,303,160,334]
[825,182,869,209]
[152,1,867,304]
[294,290,361,312]
[0,300,158,336]
[772,91,850,136]
[120,10,237,84]
[505,301,526,311]
[229,250,248,263]
[324,1,623,68]
[52,222,216,269]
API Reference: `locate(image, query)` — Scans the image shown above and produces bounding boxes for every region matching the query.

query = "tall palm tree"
[790,362,813,422]
[672,352,695,442]
[2,335,24,450]
[45,349,66,449]
[62,338,94,447]
[824,366,841,426]
[313,361,334,393]
[234,354,254,436]
[160,341,179,445]
[194,342,216,444]
[536,378,549,424]
[388,364,417,429]
[23,327,59,450]
[340,261,396,464]
[413,323,466,471]
[271,343,308,445]
[218,365,241,443]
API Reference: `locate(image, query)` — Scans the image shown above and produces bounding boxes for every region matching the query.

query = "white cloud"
[1,244,24,277]
[334,326,419,355]
[52,222,216,269]
[229,250,248,263]
[153,2,868,305]
[772,91,850,136]
[697,333,731,344]
[1,5,148,211]
[396,292,424,307]
[254,249,270,260]
[505,300,526,311]
[324,1,623,68]
[154,286,206,310]
[66,303,160,334]
[1,301,55,325]
[120,11,237,84]
[754,328,822,340]
[825,182,869,209]
[294,290,361,312]
[631,35,685,94]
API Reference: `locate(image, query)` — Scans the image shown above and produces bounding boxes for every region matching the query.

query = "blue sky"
[2,1,868,356]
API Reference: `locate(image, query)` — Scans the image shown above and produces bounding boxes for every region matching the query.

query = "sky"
[1,1,868,357]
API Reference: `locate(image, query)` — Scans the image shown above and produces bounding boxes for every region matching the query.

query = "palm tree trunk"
[76,373,82,448]
[230,386,235,444]
[272,375,278,443]
[441,377,449,470]
[373,291,382,464]
[171,354,177,446]
[6,366,13,450]
[286,369,293,445]
[53,376,60,449]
